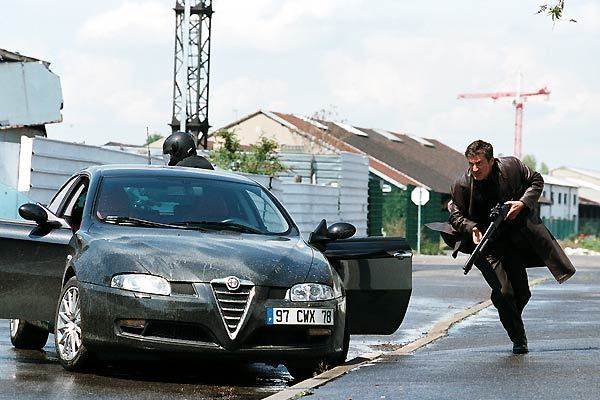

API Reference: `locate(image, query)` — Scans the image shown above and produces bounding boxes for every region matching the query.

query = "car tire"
[9,319,49,350]
[54,276,91,371]
[285,361,323,381]
[287,322,350,381]
[328,316,350,366]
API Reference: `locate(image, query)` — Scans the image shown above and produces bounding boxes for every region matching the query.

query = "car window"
[60,178,89,230]
[94,176,292,235]
[246,190,289,233]
[48,176,80,215]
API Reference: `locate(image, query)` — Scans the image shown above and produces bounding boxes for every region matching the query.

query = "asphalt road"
[303,255,600,400]
[0,255,576,400]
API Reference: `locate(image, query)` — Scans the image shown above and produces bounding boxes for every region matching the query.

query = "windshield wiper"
[103,215,184,229]
[174,220,263,234]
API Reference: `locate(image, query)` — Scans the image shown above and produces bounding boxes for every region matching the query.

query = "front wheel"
[54,277,91,371]
[9,319,49,349]
[287,323,350,381]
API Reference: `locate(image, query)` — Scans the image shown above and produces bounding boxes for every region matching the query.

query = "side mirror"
[308,219,329,245]
[18,203,49,225]
[308,219,356,246]
[327,222,356,240]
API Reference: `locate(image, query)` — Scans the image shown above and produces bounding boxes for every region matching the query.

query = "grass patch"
[559,235,600,252]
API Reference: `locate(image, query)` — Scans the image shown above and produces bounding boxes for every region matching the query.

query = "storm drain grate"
[211,279,255,339]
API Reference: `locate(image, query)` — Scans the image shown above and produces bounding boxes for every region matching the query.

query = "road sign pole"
[411,187,430,255]
[417,202,422,254]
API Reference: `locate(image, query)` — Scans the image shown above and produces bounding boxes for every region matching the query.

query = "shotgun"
[463,203,510,275]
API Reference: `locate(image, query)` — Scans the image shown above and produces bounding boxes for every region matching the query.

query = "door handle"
[393,251,413,260]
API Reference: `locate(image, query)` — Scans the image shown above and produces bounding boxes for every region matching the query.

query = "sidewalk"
[303,257,600,400]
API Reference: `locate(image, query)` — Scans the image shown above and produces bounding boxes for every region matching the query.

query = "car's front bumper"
[79,282,346,363]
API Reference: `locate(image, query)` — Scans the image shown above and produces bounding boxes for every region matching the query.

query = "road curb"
[264,276,549,400]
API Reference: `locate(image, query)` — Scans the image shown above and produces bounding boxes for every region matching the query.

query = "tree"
[208,129,287,176]
[522,154,537,171]
[522,154,550,174]
[244,136,287,176]
[537,1,577,23]
[144,133,163,146]
[209,129,244,171]
[311,105,344,123]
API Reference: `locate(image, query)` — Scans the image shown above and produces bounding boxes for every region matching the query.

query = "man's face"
[467,154,494,181]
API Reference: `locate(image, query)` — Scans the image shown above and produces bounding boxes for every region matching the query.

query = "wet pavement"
[1,255,581,399]
[302,255,600,399]
[0,343,290,399]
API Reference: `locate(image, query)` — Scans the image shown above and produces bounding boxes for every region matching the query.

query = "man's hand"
[472,226,482,245]
[505,200,525,220]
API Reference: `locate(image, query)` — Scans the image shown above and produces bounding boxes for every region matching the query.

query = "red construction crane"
[458,81,550,159]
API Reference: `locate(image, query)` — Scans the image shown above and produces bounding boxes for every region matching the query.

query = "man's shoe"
[512,341,528,354]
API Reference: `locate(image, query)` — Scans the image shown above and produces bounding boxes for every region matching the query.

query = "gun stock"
[463,203,510,275]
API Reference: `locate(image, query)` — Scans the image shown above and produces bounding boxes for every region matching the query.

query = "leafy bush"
[580,236,600,252]
[209,129,287,176]
[419,238,444,255]
[560,234,600,252]
[383,218,406,237]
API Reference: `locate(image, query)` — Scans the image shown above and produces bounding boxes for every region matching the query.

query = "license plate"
[266,307,334,325]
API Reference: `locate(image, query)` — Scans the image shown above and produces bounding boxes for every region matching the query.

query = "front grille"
[211,281,254,339]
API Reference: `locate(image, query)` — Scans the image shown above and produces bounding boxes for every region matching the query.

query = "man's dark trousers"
[475,244,531,343]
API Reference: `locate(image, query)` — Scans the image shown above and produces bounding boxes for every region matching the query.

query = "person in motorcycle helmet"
[162,131,213,169]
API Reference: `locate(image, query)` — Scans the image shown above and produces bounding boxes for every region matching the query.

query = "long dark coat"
[442,156,575,284]
[176,155,214,170]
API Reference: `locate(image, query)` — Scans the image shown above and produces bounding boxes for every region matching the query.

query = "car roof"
[83,165,260,186]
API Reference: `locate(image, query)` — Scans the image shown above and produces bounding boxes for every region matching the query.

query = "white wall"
[11,137,370,238]
[338,152,369,235]
[245,152,369,238]
[0,62,62,127]
[0,142,20,187]
[540,183,578,220]
[18,136,164,204]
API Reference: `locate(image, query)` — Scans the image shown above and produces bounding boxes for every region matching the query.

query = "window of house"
[558,193,561,204]
[573,194,576,205]
[551,192,554,203]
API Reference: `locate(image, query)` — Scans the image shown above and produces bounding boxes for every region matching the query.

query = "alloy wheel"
[56,286,82,361]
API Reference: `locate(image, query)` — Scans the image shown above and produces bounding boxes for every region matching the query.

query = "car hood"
[82,227,316,287]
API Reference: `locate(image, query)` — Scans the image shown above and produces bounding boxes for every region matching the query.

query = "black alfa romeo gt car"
[0,165,412,379]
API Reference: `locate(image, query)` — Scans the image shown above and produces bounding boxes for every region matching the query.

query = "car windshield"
[94,176,291,235]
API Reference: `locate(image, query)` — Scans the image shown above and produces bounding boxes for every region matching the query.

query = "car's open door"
[0,217,72,321]
[321,237,412,335]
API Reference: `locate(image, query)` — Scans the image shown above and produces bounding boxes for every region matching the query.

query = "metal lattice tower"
[170,0,213,149]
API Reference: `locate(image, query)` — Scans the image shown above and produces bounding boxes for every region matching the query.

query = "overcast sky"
[2,1,598,170]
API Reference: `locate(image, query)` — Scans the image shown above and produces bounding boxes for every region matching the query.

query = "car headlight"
[111,274,171,296]
[288,283,335,302]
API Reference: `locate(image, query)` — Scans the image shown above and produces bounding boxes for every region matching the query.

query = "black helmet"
[163,132,197,166]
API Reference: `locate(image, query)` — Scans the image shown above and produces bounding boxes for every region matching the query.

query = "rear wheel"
[9,319,49,350]
[55,277,91,371]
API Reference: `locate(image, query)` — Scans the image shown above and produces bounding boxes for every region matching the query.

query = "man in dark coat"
[446,140,575,354]
[163,131,214,169]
